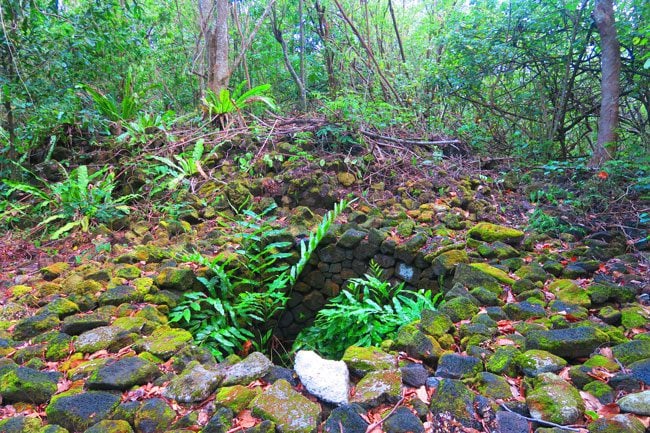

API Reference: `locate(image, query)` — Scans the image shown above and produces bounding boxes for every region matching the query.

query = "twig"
[359,129,462,147]
[498,403,582,431]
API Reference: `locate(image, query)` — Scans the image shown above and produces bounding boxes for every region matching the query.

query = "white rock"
[294,350,350,405]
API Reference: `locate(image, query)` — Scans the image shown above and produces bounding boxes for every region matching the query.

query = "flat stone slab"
[87,356,161,390]
[294,350,350,405]
[163,361,224,403]
[251,379,321,433]
[45,391,121,432]
[350,369,402,408]
[0,366,58,404]
[220,352,273,386]
[525,327,609,359]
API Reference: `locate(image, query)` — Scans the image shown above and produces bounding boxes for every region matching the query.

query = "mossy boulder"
[37,331,73,361]
[611,340,650,366]
[435,353,482,379]
[133,326,193,360]
[115,264,142,280]
[225,181,253,210]
[474,372,512,399]
[215,385,260,413]
[220,352,273,386]
[467,222,524,245]
[486,346,521,376]
[133,398,176,433]
[515,350,567,377]
[439,297,479,322]
[0,415,42,433]
[251,379,321,433]
[40,297,80,318]
[616,390,650,416]
[75,326,129,353]
[431,250,469,276]
[526,373,584,425]
[469,263,515,285]
[83,420,134,433]
[503,301,546,321]
[13,312,61,341]
[547,279,591,308]
[338,228,367,248]
[87,356,161,390]
[451,263,501,294]
[419,309,454,339]
[62,311,111,335]
[350,369,402,408]
[526,327,609,359]
[429,379,480,430]
[153,267,196,291]
[323,404,368,433]
[163,361,224,403]
[0,366,58,404]
[41,262,70,280]
[514,263,550,283]
[620,305,649,329]
[46,391,121,432]
[587,414,646,433]
[394,323,444,365]
[583,380,614,404]
[98,285,144,306]
[341,346,395,375]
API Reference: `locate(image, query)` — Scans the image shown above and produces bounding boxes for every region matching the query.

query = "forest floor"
[0,120,649,432]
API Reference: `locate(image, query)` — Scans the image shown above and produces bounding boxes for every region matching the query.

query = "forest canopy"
[0,0,648,168]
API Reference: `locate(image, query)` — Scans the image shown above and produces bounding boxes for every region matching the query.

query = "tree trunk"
[314,1,337,96]
[207,0,230,95]
[590,0,621,167]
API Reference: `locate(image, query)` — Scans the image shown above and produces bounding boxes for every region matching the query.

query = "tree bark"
[206,0,230,95]
[271,6,307,109]
[314,1,337,96]
[590,0,621,167]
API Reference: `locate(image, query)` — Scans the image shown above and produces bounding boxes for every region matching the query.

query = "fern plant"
[169,198,352,360]
[293,259,443,359]
[2,165,138,238]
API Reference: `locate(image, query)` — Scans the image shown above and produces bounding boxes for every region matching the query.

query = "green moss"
[486,347,520,376]
[620,305,648,329]
[583,381,613,403]
[469,263,515,285]
[547,279,591,308]
[9,285,32,298]
[40,262,70,280]
[583,354,620,371]
[467,222,524,244]
[215,385,260,413]
[133,326,193,360]
[115,264,142,279]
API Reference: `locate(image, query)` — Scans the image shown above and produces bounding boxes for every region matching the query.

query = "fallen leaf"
[597,402,620,417]
[580,391,603,412]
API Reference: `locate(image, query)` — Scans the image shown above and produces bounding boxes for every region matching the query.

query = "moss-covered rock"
[220,352,273,386]
[587,414,646,433]
[616,390,650,416]
[503,301,546,321]
[163,361,223,403]
[133,326,193,360]
[0,415,42,433]
[61,310,111,335]
[611,340,650,366]
[13,312,61,341]
[133,398,176,433]
[350,369,402,408]
[215,385,260,413]
[153,267,196,291]
[419,309,455,339]
[473,372,512,399]
[526,373,585,425]
[394,323,444,365]
[485,346,521,376]
[83,419,134,433]
[515,350,567,377]
[98,285,144,306]
[431,250,469,276]
[86,356,160,390]
[451,263,501,294]
[439,297,479,322]
[620,305,649,329]
[467,222,524,245]
[115,264,142,280]
[469,263,515,285]
[514,263,549,283]
[35,331,73,361]
[0,366,58,404]
[429,379,480,430]
[583,380,614,404]
[341,346,395,375]
[41,262,70,280]
[251,379,320,433]
[75,326,128,353]
[547,279,591,308]
[46,391,121,432]
[526,327,609,359]
[435,353,482,379]
[40,297,80,318]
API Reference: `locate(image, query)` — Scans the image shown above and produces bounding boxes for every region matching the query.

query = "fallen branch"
[359,129,462,147]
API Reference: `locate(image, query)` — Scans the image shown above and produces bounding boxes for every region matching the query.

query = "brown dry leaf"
[587,367,614,382]
[56,378,72,394]
[557,366,572,381]
[636,416,650,429]
[198,409,211,425]
[88,349,109,360]
[236,410,259,428]
[414,386,430,404]
[597,402,620,418]
[599,347,614,359]
[579,391,603,413]
[494,338,518,347]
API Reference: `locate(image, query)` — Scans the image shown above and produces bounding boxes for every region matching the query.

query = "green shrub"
[293,260,443,359]
[169,199,351,360]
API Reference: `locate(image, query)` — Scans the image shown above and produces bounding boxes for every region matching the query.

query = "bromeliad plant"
[293,259,443,359]
[169,198,352,361]
[203,82,276,128]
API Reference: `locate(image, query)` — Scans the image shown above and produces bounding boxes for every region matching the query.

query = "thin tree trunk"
[298,0,307,109]
[314,1,337,96]
[271,6,306,109]
[590,0,621,167]
[388,0,406,65]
